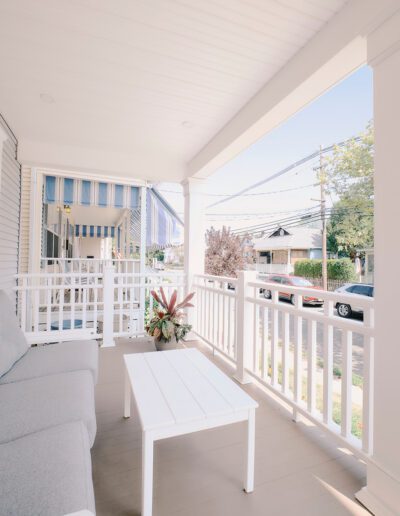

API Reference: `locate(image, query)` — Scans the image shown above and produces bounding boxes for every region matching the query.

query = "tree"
[205,226,247,277]
[326,122,374,258]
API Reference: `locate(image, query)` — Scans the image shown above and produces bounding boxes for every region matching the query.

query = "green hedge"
[294,258,357,281]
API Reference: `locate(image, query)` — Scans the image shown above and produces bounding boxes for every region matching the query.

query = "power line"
[205,205,320,219]
[231,206,373,237]
[207,136,362,209]
[157,182,317,197]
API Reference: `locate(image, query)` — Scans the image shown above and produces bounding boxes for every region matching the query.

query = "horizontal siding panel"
[0,124,20,302]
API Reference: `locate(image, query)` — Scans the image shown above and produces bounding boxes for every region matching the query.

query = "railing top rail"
[248,280,374,309]
[113,272,186,278]
[40,257,140,262]
[245,295,373,335]
[16,272,103,278]
[193,274,238,283]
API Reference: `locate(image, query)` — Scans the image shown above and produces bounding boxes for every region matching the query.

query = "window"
[45,230,59,263]
[290,277,313,287]
[352,285,373,297]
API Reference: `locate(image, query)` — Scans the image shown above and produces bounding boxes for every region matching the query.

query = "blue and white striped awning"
[146,188,183,249]
[45,176,139,209]
[44,175,183,248]
[75,225,116,238]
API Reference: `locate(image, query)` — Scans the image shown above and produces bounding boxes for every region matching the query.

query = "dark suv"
[334,283,374,318]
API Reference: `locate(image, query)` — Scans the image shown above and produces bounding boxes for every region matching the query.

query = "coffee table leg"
[244,408,255,493]
[124,369,131,418]
[142,430,154,516]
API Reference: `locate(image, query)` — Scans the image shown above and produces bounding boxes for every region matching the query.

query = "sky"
[158,65,373,233]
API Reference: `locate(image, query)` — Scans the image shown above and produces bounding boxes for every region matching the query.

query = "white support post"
[234,270,257,384]
[102,265,115,347]
[356,12,400,514]
[139,186,147,333]
[182,178,206,327]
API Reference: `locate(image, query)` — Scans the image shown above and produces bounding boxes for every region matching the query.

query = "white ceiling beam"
[187,0,399,179]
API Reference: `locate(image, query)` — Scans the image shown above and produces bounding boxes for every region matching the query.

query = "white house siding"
[0,119,21,302]
[18,166,31,274]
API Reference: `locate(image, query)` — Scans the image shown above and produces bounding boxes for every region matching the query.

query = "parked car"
[262,275,323,306]
[334,283,374,318]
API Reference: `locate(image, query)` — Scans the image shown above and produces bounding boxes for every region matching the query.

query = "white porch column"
[182,177,206,276]
[182,178,206,323]
[356,11,400,515]
[139,186,147,332]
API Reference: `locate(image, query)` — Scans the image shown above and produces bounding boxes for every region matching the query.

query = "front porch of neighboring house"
[16,168,184,343]
[1,1,400,514]
[254,227,323,275]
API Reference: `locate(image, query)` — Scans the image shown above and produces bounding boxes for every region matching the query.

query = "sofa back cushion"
[0,290,29,378]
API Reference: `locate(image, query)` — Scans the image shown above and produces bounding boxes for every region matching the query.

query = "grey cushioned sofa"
[0,291,99,515]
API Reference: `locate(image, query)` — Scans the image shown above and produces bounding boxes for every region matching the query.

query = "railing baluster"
[323,300,334,424]
[129,286,134,335]
[119,275,123,334]
[59,286,64,331]
[71,276,75,329]
[94,276,98,336]
[282,311,290,394]
[271,291,279,386]
[20,277,27,332]
[307,319,317,414]
[46,277,51,331]
[253,292,259,373]
[261,307,267,380]
[34,288,39,333]
[341,329,352,437]
[293,295,303,420]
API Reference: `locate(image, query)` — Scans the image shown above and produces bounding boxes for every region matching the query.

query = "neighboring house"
[253,226,322,274]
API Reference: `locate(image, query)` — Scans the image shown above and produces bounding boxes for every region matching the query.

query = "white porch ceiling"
[0,0,349,181]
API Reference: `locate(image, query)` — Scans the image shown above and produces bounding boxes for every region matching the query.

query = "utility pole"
[319,145,328,291]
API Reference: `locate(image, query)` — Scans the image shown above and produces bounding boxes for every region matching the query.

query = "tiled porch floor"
[92,338,370,516]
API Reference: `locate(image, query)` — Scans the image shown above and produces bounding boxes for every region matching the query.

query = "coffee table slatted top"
[123,348,258,431]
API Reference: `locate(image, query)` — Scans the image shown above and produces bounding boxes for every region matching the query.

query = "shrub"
[294,258,357,281]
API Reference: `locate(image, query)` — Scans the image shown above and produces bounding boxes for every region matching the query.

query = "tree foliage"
[326,122,374,258]
[294,258,357,281]
[205,226,247,277]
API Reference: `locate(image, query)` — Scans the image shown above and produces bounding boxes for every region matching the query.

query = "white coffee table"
[123,348,258,516]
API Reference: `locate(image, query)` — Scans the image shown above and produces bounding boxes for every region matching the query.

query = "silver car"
[335,283,374,318]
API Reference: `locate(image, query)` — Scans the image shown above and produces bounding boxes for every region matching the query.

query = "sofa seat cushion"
[0,421,95,516]
[0,370,97,446]
[0,339,99,385]
[0,290,29,378]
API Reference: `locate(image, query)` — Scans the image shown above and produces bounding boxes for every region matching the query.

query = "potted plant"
[146,287,195,351]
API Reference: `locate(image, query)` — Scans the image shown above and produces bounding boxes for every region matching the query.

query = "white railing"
[16,269,186,345]
[192,274,238,361]
[192,271,374,458]
[41,257,140,274]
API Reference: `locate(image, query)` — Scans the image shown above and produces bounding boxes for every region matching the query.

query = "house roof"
[253,226,322,251]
